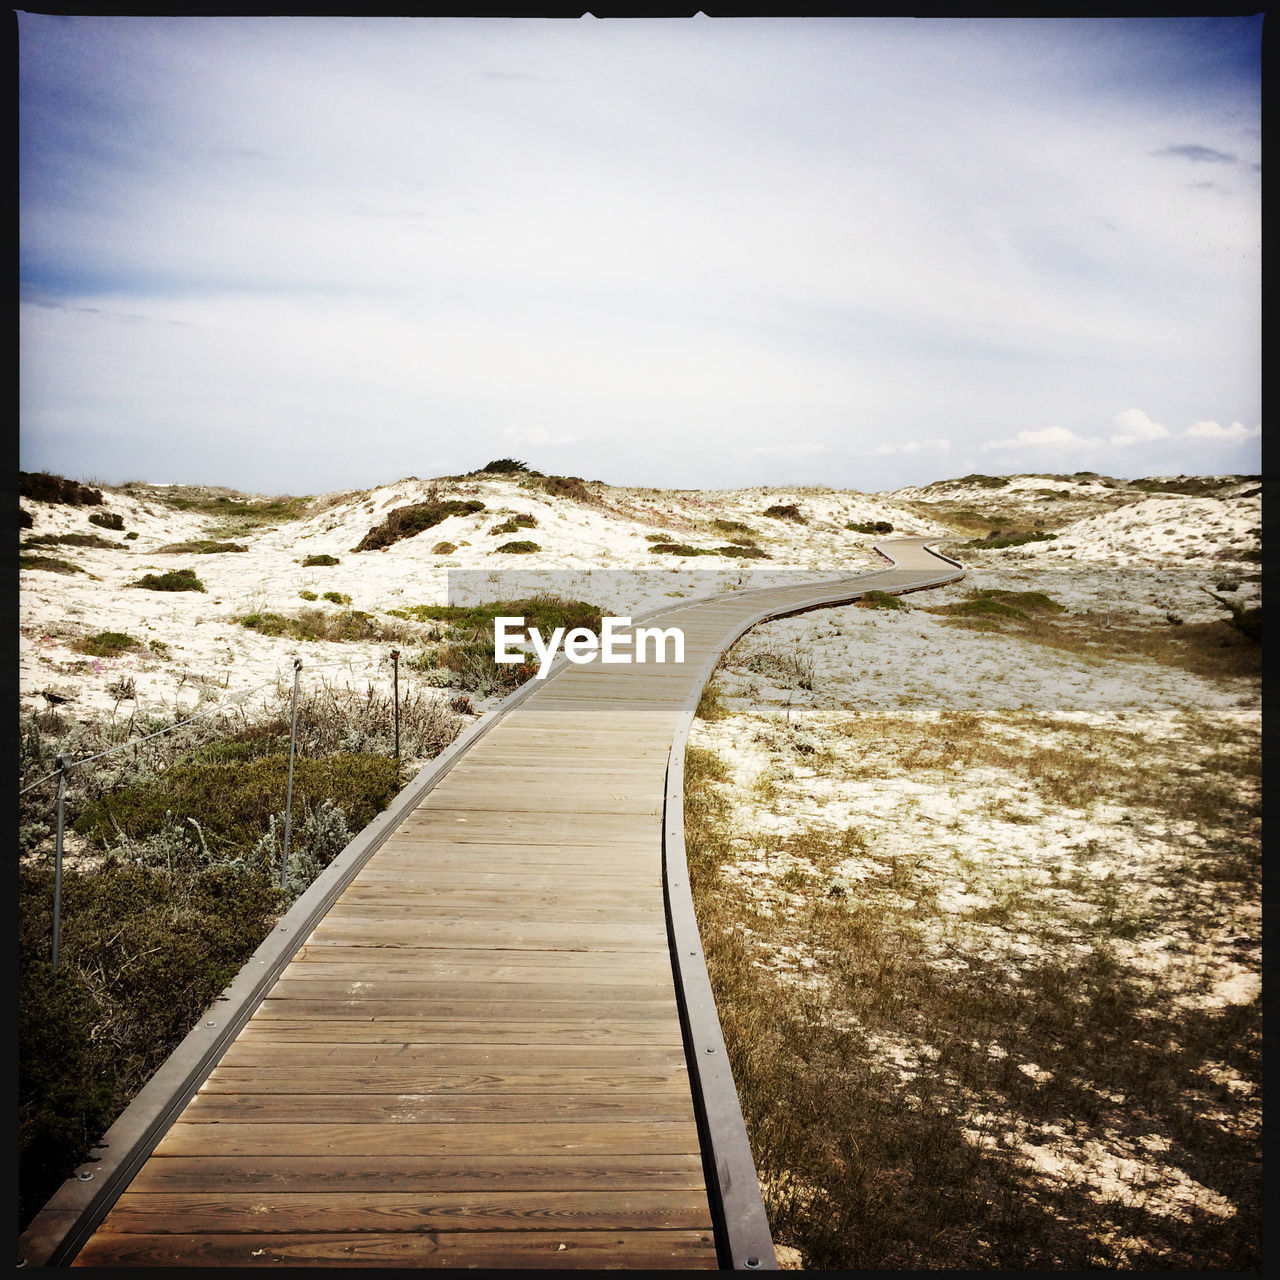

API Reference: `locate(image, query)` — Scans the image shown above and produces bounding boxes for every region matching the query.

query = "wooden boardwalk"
[36,543,961,1269]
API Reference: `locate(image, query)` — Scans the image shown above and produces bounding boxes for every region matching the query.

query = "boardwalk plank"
[74,1229,719,1269]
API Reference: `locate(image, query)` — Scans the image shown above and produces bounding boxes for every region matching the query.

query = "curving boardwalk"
[22,541,962,1270]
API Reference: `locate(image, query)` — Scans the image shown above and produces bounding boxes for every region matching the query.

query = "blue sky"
[19,14,1262,494]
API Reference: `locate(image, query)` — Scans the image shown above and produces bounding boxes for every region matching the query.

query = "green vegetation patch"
[157,540,248,554]
[526,473,598,503]
[301,554,339,567]
[933,589,1066,624]
[19,862,284,1228]
[651,543,716,556]
[299,590,318,601]
[21,533,120,551]
[719,544,770,559]
[73,631,141,658]
[354,499,486,551]
[477,457,530,474]
[87,511,125,531]
[160,491,312,525]
[961,530,1059,550]
[1132,475,1256,498]
[847,520,895,534]
[76,754,399,854]
[488,514,538,535]
[127,568,206,592]
[19,472,103,506]
[432,542,458,555]
[764,503,807,523]
[321,591,351,605]
[494,540,540,554]
[19,555,86,575]
[858,590,903,610]
[239,608,394,643]
[711,518,754,535]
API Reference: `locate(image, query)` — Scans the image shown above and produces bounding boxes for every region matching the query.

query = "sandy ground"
[687,542,1260,1255]
[17,471,1260,723]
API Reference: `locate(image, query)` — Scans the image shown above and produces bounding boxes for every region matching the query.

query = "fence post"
[390,649,400,760]
[281,659,302,891]
[52,754,70,973]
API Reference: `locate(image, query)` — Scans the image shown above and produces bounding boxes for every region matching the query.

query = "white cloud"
[1184,420,1260,440]
[1110,407,1170,445]
[867,437,951,456]
[982,425,1101,452]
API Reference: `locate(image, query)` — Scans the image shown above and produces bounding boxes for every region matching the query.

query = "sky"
[18,14,1263,495]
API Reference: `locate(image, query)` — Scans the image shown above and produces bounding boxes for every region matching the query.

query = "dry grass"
[686,645,1260,1268]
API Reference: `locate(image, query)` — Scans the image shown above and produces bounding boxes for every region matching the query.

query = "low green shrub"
[432,542,458,555]
[650,542,716,556]
[127,568,206,592]
[321,591,351,605]
[239,607,395,643]
[858,590,903,610]
[488,514,538,535]
[494,540,540,554]
[74,631,140,658]
[76,754,400,854]
[88,511,125,531]
[19,472,103,506]
[20,508,33,529]
[354,499,486,551]
[522,473,599,503]
[18,860,284,1228]
[960,531,1058,550]
[764,503,806,523]
[847,520,894,534]
[301,554,339,567]
[719,544,770,559]
[477,458,530,474]
[22,533,119,550]
[124,532,138,540]
[158,540,247,554]
[19,555,85,575]
[299,590,318,601]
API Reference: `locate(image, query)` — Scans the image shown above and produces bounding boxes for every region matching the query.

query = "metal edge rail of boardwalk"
[660,539,964,1271]
[17,539,964,1271]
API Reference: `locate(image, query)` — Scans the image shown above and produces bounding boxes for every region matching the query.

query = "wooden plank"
[94,1190,713,1235]
[73,1228,719,1269]
[214,1043,689,1071]
[285,946,675,979]
[180,1092,697,1125]
[122,1153,709,1194]
[232,1021,686,1046]
[249,999,677,1021]
[302,923,672,951]
[198,1066,692,1094]
[263,978,674,1003]
[152,1121,706,1158]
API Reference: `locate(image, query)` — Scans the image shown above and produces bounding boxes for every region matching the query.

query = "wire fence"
[20,650,429,971]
